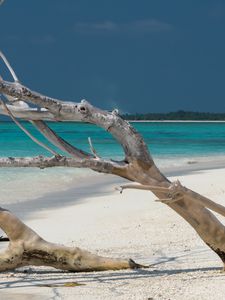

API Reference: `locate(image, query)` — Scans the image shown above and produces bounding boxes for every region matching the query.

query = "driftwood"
[1,52,225,272]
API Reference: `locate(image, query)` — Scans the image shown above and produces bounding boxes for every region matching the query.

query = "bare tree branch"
[0,102,55,120]
[0,79,156,165]
[0,155,128,175]
[1,101,60,156]
[0,79,74,116]
[88,136,99,158]
[31,120,93,159]
[0,53,92,159]
[0,51,19,82]
[117,183,169,193]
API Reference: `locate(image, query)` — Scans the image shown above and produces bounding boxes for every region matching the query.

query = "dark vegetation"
[123,110,225,121]
[1,111,225,122]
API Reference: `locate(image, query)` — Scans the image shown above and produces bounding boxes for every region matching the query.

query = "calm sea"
[1,121,225,204]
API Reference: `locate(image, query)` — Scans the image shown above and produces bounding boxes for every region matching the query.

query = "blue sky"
[1,0,225,113]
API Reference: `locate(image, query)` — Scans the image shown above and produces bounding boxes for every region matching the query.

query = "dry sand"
[1,167,225,299]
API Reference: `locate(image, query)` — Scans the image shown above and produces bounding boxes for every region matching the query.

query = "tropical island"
[123,110,225,121]
[2,111,225,122]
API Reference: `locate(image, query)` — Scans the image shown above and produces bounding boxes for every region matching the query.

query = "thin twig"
[88,137,99,158]
[117,183,169,193]
[32,120,92,159]
[0,51,19,82]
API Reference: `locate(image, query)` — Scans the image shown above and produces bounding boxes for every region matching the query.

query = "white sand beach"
[1,166,225,299]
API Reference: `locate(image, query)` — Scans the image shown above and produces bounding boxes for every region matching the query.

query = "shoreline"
[2,158,225,213]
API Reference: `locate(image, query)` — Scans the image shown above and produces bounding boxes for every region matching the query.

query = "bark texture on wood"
[0,208,142,272]
[1,52,225,272]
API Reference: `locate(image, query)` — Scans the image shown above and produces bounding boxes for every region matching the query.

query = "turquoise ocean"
[1,121,225,204]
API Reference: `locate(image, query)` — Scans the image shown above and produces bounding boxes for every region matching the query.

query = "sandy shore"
[1,167,225,299]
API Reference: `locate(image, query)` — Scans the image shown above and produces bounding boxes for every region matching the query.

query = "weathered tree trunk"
[0,52,225,272]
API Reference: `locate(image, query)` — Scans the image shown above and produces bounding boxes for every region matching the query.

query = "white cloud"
[74,19,173,35]
[130,19,173,32]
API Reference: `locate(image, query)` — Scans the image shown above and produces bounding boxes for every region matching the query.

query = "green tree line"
[123,110,225,121]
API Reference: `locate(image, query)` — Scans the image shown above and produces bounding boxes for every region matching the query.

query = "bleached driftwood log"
[0,207,142,272]
[1,52,225,272]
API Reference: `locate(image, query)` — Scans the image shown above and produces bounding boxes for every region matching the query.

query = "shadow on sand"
[0,265,223,291]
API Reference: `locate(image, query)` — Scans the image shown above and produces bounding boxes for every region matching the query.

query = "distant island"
[123,110,225,121]
[1,110,225,122]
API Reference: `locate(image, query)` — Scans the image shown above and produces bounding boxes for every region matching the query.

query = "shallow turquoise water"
[1,121,225,161]
[1,121,225,203]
